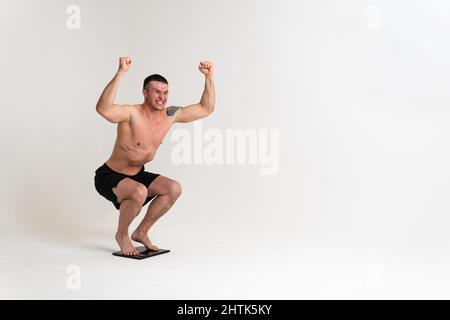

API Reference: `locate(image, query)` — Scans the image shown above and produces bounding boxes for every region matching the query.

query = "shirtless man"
[94,57,215,256]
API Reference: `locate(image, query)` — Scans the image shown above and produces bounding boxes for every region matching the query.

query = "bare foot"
[115,233,139,256]
[131,230,160,251]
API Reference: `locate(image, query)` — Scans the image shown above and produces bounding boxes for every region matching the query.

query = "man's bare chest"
[123,113,173,147]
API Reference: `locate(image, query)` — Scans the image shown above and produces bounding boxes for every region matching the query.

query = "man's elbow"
[96,102,104,112]
[202,103,215,115]
[96,102,111,113]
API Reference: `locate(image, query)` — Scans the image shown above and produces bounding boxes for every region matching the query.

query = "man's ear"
[142,89,148,98]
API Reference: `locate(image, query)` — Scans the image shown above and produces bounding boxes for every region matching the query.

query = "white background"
[2,0,450,299]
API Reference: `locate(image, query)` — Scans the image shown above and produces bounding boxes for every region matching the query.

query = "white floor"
[2,214,450,300]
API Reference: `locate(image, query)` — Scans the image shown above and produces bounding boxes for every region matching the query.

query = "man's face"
[143,81,169,110]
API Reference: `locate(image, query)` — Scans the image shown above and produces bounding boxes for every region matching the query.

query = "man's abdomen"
[107,140,157,175]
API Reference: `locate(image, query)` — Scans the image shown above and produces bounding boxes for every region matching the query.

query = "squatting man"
[94,57,215,256]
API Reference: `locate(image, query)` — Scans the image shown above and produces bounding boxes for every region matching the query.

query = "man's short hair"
[143,74,168,90]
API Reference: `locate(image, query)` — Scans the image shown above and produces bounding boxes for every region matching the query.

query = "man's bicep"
[97,104,132,123]
[172,104,209,123]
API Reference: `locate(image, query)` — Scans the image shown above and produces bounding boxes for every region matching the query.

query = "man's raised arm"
[95,57,132,124]
[172,61,215,123]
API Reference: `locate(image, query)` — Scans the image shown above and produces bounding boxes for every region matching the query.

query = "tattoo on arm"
[166,106,182,116]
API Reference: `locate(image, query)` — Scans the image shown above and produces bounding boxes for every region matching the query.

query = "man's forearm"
[96,72,125,110]
[199,76,215,113]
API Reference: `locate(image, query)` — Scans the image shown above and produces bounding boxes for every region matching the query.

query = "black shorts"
[94,163,160,210]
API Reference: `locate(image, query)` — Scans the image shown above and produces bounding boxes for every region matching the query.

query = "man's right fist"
[118,56,132,74]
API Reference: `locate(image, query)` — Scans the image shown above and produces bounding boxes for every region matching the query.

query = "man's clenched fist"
[118,56,132,74]
[199,61,214,77]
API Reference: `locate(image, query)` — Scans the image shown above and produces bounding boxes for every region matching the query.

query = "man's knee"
[168,181,182,200]
[130,184,148,205]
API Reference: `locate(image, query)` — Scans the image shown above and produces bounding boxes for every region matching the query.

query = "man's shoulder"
[118,104,141,123]
[127,104,144,114]
[116,104,140,111]
[165,106,183,117]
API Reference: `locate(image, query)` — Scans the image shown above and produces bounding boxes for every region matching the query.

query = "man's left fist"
[199,61,214,77]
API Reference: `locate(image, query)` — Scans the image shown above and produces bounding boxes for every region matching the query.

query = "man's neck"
[141,102,164,118]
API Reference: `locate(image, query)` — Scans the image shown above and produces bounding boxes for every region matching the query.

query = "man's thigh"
[113,178,148,203]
